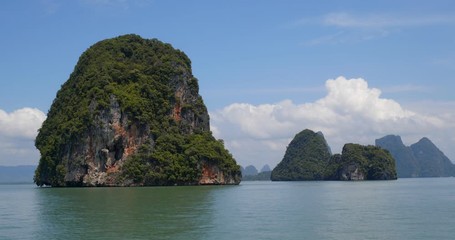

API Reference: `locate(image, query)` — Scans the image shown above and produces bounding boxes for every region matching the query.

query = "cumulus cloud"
[211,76,451,168]
[0,108,46,166]
[0,108,46,139]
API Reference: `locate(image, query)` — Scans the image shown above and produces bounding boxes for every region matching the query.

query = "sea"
[1,178,454,240]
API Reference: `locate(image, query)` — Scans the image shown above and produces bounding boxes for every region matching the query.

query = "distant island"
[376,135,455,177]
[0,166,35,184]
[34,34,241,187]
[271,129,397,181]
[241,165,272,181]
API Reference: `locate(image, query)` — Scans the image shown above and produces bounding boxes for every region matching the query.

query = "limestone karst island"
[34,34,241,187]
[34,34,451,187]
[271,129,397,181]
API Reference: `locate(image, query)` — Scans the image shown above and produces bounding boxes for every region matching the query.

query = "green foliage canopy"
[34,34,239,186]
[271,129,331,181]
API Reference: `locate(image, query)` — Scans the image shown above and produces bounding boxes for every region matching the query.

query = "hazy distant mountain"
[242,165,259,176]
[260,164,271,173]
[0,166,35,183]
[242,171,271,181]
[240,165,272,181]
[375,135,419,177]
[411,138,454,177]
[376,135,455,178]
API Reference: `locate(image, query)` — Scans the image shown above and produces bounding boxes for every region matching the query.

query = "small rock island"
[271,129,397,181]
[34,34,241,187]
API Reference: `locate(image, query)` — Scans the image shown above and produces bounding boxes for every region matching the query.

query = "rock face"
[376,135,455,177]
[271,129,332,181]
[34,34,241,187]
[199,161,240,185]
[271,129,397,181]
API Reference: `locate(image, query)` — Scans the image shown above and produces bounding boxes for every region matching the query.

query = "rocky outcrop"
[59,95,149,186]
[199,161,241,185]
[34,34,241,187]
[338,164,365,180]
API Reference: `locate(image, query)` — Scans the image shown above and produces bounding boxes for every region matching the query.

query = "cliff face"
[62,95,150,186]
[34,34,241,187]
[271,129,397,181]
[376,135,454,177]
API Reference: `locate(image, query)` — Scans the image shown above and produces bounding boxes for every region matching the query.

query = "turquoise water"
[1,179,455,240]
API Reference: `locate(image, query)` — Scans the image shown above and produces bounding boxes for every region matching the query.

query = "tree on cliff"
[34,34,241,187]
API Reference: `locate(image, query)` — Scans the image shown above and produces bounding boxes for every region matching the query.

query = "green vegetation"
[271,129,397,181]
[34,34,239,186]
[325,144,397,180]
[121,132,240,186]
[271,129,331,181]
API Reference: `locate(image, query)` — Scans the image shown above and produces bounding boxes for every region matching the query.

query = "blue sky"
[1,0,455,167]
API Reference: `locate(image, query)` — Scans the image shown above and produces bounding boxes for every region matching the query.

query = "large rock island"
[271,129,397,181]
[34,34,241,187]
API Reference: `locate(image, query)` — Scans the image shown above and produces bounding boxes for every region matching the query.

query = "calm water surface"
[1,178,455,240]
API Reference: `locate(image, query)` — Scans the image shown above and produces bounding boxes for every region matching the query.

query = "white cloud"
[0,108,46,139]
[211,77,452,168]
[297,12,455,44]
[322,12,455,29]
[0,108,46,166]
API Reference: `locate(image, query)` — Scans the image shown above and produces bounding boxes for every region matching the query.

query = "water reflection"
[4,180,455,240]
[34,186,220,240]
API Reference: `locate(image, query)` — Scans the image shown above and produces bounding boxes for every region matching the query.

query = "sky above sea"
[1,0,455,168]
